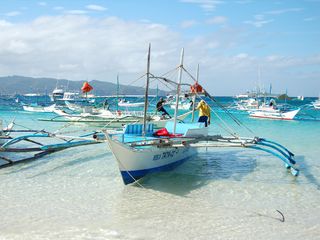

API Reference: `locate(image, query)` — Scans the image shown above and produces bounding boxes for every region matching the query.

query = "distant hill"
[0,75,166,96]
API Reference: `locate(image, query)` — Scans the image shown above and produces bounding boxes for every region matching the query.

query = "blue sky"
[0,0,319,96]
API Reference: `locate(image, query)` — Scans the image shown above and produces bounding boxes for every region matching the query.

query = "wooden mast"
[173,48,184,134]
[191,64,199,122]
[116,74,119,111]
[143,44,151,136]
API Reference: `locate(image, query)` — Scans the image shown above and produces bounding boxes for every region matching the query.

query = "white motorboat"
[51,87,64,102]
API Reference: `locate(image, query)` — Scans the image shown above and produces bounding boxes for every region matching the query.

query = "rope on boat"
[181,66,256,135]
[153,69,256,138]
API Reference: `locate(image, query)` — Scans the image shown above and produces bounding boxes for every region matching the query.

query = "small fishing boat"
[169,100,192,110]
[118,99,145,108]
[106,45,299,185]
[49,108,143,127]
[22,104,57,113]
[43,108,190,128]
[106,122,206,184]
[297,95,304,101]
[312,98,320,109]
[235,98,259,111]
[249,106,300,120]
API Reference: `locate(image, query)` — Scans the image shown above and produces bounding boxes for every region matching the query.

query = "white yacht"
[51,88,64,102]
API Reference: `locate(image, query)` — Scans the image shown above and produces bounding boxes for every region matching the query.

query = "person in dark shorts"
[196,100,211,127]
[156,98,171,119]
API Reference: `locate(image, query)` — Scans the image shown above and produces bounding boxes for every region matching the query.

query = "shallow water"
[0,99,320,240]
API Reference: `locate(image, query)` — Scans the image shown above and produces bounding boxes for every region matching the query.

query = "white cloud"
[38,2,47,6]
[206,16,227,24]
[53,6,64,11]
[64,10,88,15]
[304,16,317,21]
[235,0,252,4]
[181,20,197,28]
[0,20,12,27]
[264,8,303,15]
[244,19,274,28]
[0,16,181,82]
[86,4,107,11]
[180,0,223,12]
[244,14,274,28]
[0,15,318,96]
[5,11,21,17]
[234,53,248,59]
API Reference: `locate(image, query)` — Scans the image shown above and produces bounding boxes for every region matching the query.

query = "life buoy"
[116,110,122,116]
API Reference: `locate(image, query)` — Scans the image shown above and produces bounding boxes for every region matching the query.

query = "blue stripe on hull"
[120,155,194,185]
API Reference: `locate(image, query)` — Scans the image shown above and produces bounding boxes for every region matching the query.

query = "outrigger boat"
[106,45,299,185]
[249,106,300,120]
[40,108,191,128]
[118,99,145,108]
[22,104,57,113]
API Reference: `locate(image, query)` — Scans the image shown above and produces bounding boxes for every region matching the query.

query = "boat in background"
[312,97,320,109]
[169,100,192,110]
[51,87,64,102]
[297,95,304,101]
[118,99,145,108]
[0,119,14,142]
[249,106,300,120]
[48,107,191,128]
[22,104,57,113]
[235,98,259,111]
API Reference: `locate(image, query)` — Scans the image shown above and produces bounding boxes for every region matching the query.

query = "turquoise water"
[0,98,320,239]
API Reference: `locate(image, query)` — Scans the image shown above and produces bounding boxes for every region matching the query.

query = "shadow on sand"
[296,155,320,191]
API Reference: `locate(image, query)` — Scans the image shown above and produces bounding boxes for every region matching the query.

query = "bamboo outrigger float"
[106,45,299,185]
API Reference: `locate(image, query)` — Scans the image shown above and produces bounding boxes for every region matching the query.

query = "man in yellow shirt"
[196,100,211,127]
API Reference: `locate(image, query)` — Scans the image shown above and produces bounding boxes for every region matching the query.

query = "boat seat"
[123,123,154,135]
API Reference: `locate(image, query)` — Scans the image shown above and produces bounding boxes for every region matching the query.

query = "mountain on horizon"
[0,75,166,96]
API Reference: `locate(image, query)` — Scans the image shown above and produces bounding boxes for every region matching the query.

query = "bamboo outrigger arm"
[0,130,103,169]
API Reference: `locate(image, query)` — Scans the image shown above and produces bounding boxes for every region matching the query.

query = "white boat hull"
[52,109,191,128]
[249,109,300,120]
[312,100,320,109]
[170,102,192,110]
[23,104,56,113]
[106,135,197,184]
[118,102,145,107]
